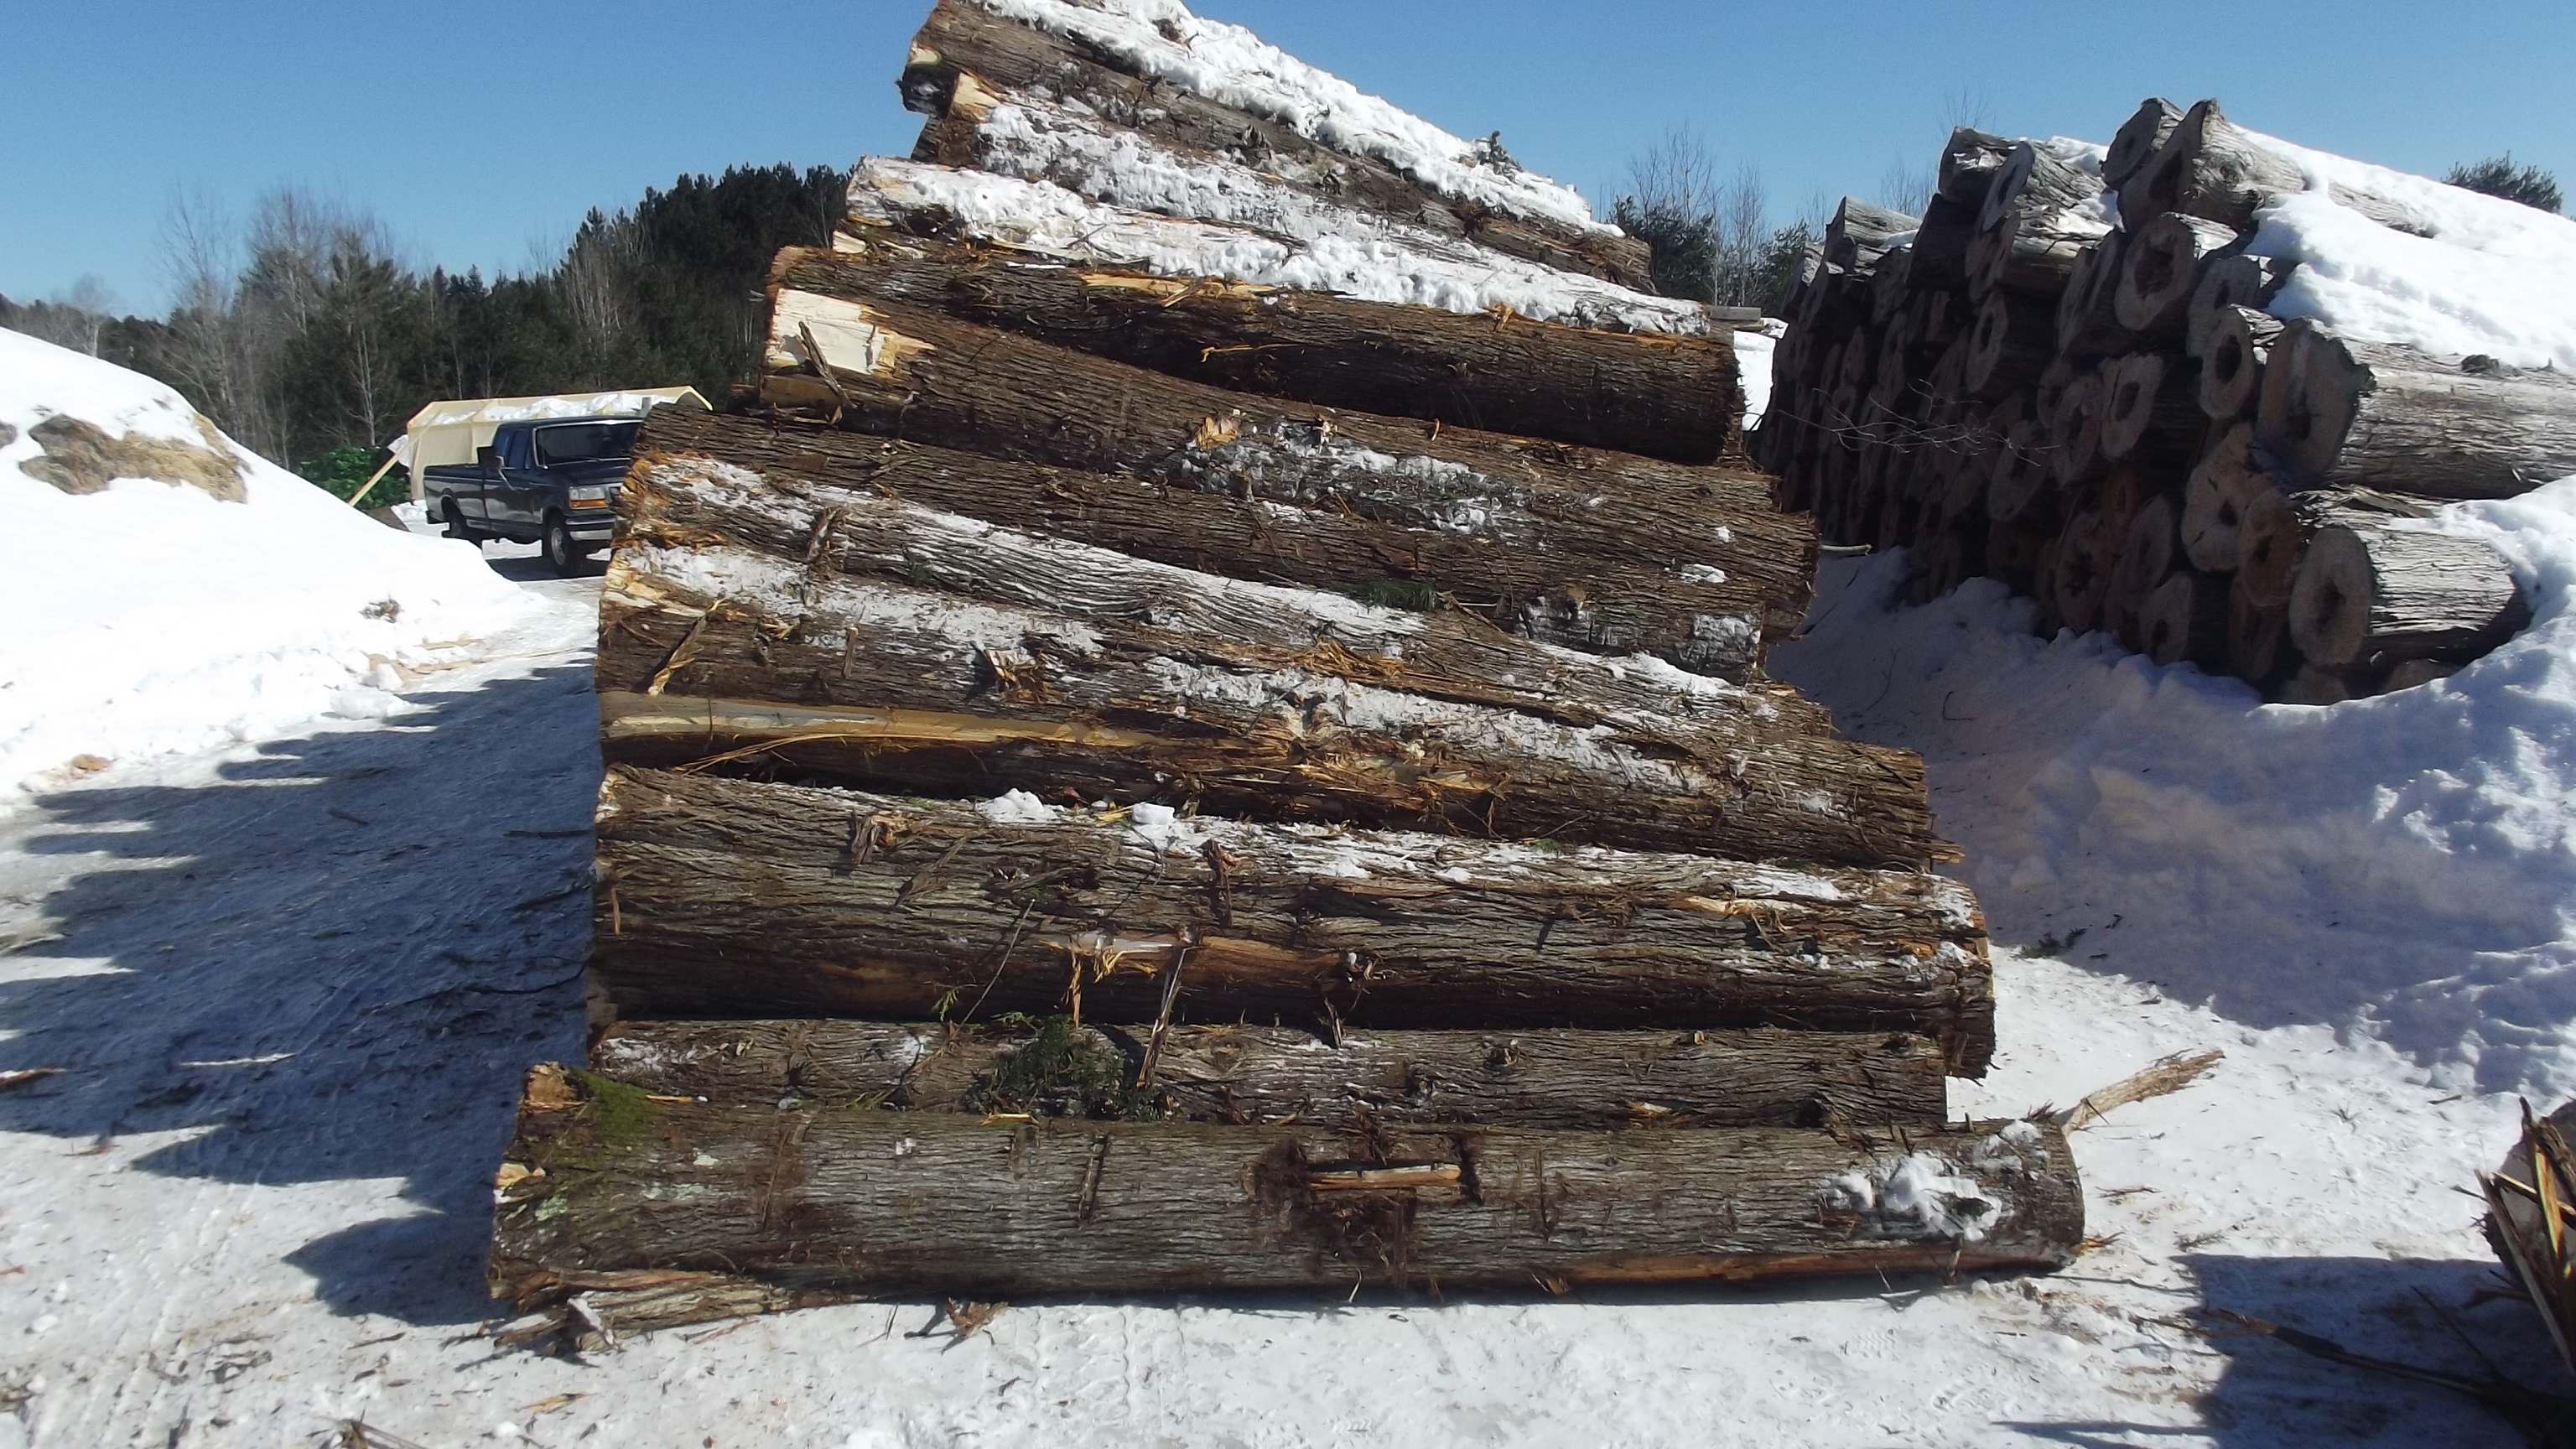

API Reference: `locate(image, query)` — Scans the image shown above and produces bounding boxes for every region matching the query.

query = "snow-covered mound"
[2247,127,2576,368]
[0,329,535,802]
[1777,475,2576,1096]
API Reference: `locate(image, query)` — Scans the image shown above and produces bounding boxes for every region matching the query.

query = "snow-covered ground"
[0,331,538,809]
[0,542,2558,1447]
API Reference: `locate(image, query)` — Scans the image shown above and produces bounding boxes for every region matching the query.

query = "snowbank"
[2246,127,2576,369]
[1774,473,2576,1096]
[964,0,1612,237]
[0,330,535,802]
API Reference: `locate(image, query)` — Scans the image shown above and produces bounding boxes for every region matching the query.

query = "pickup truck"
[424,417,638,575]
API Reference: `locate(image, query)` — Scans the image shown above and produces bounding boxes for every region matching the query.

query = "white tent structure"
[369,388,709,502]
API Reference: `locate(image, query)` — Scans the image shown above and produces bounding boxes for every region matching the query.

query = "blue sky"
[5,0,2570,313]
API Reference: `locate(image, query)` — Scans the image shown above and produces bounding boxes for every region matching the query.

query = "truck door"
[488,427,546,536]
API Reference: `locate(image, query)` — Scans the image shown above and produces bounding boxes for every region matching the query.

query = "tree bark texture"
[589,768,1997,1071]
[593,517,1941,866]
[800,238,1741,465]
[1936,128,2016,207]
[2123,100,2431,236]
[1979,143,2105,235]
[589,1019,1951,1130]
[1970,210,2112,304]
[899,0,1653,288]
[490,1065,2080,1310]
[631,410,1814,693]
[2054,236,2143,363]
[752,283,1816,652]
[2288,522,2529,667]
[2257,321,2576,499]
[1826,198,1918,272]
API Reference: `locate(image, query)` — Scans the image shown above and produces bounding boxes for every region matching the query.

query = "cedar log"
[590,768,1992,1067]
[753,283,1815,653]
[589,1019,1952,1130]
[2257,320,2576,499]
[899,0,1653,288]
[490,1067,2079,1311]
[816,234,1741,464]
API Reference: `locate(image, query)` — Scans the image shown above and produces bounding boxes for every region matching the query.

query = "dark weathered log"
[1797,263,1872,336]
[2235,486,2304,609]
[2185,255,2282,360]
[2123,100,2432,236]
[1987,418,2054,526]
[2114,213,2242,340]
[813,236,1741,464]
[1908,195,1980,293]
[1979,143,2106,235]
[1937,127,2017,207]
[2256,320,2576,499]
[1984,514,2052,595]
[2051,510,2117,636]
[2288,523,2528,667]
[590,769,1994,1066]
[1970,209,2112,303]
[2103,99,2184,188]
[2054,235,2143,362]
[2180,421,2272,570]
[491,1068,2080,1310]
[1964,290,2054,401]
[2100,351,2205,466]
[2103,494,2180,645]
[756,283,1815,652]
[2227,574,2293,684]
[2049,366,2109,487]
[1826,197,1919,273]
[634,410,1800,687]
[899,0,1653,288]
[2137,570,2229,667]
[2277,664,2360,706]
[1870,247,1916,326]
[595,548,1935,865]
[597,574,1937,866]
[2198,305,2284,420]
[589,1019,1951,1130]
[2236,484,2439,610]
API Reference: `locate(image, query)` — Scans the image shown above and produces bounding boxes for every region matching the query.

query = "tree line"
[1,164,846,504]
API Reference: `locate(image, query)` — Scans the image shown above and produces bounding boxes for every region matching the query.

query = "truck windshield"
[532,421,640,466]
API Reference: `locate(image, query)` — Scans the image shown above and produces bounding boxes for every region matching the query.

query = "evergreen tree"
[2448,154,2563,213]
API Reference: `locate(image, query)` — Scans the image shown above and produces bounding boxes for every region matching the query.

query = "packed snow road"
[0,555,2562,1448]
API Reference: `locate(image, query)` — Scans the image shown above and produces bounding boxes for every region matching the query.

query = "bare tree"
[560,210,640,388]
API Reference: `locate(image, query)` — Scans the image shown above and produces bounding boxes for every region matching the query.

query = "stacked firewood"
[485,0,2084,1343]
[1755,100,2569,702]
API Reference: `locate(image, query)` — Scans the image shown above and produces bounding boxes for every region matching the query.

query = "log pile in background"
[489,0,2083,1343]
[1754,99,2547,704]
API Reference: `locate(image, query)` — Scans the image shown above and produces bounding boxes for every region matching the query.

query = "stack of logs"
[486,0,2083,1344]
[1755,99,2573,703]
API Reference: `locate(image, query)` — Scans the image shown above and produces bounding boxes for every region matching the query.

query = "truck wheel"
[543,516,589,578]
[442,499,484,544]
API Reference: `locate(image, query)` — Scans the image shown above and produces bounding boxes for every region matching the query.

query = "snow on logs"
[808,231,1743,464]
[897,0,1654,289]
[754,274,1810,677]
[1756,97,2538,700]
[497,0,2046,1332]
